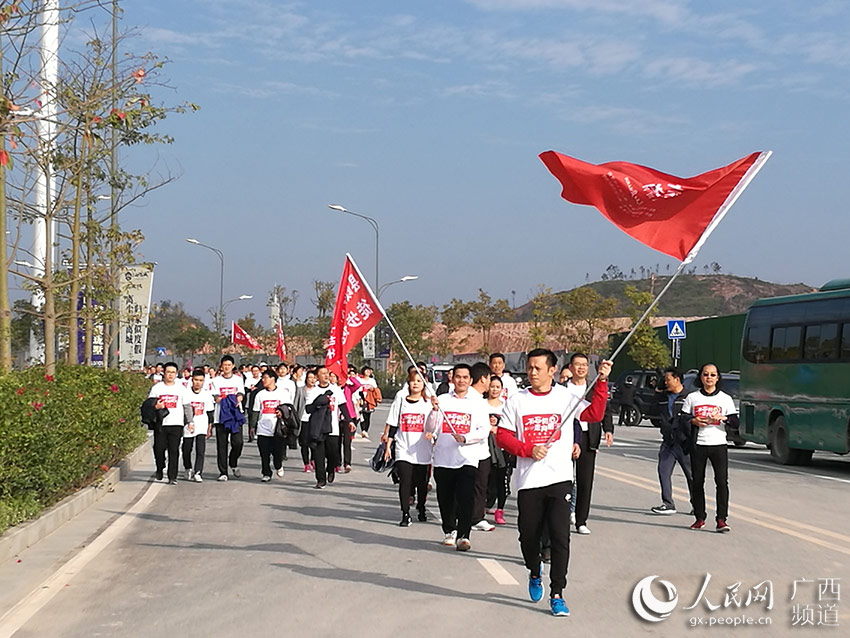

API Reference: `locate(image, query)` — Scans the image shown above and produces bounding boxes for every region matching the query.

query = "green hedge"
[0,366,149,535]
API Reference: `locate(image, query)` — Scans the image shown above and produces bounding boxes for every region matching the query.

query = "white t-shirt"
[203,374,214,392]
[243,374,261,392]
[495,373,519,401]
[566,380,591,432]
[386,397,433,465]
[305,384,345,436]
[183,388,214,437]
[500,384,582,491]
[278,376,297,404]
[148,382,186,427]
[252,387,291,437]
[428,392,490,469]
[211,375,245,422]
[682,390,737,447]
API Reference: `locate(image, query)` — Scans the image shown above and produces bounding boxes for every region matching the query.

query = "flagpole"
[346,254,460,435]
[544,151,772,445]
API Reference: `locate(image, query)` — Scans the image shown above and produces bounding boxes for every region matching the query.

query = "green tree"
[553,287,618,355]
[438,298,471,356]
[469,289,511,354]
[311,280,335,319]
[623,286,670,369]
[146,300,213,354]
[527,285,553,349]
[386,301,437,360]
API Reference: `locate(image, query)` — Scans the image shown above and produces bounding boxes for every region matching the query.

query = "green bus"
[739,279,850,465]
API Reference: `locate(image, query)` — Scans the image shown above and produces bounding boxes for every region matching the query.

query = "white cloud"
[643,56,758,87]
[464,0,691,26]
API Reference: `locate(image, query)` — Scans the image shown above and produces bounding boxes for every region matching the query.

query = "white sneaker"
[194,473,203,483]
[360,432,370,440]
[261,475,271,482]
[576,525,591,535]
[184,468,193,481]
[276,467,285,477]
[473,519,495,532]
[442,530,457,546]
[218,474,228,482]
[570,512,576,525]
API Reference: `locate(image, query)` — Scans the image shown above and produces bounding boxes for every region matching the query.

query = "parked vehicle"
[609,369,663,426]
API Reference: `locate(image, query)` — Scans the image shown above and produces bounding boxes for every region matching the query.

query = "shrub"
[0,366,150,534]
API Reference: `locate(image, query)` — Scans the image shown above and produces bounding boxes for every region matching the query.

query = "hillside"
[515,275,815,320]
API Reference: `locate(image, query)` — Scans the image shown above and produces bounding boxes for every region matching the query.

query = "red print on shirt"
[694,404,722,425]
[219,386,238,398]
[521,414,562,445]
[261,399,279,415]
[442,411,471,435]
[191,401,205,416]
[160,395,178,410]
[399,412,425,433]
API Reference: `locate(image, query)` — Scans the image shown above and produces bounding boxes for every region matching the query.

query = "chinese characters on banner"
[324,255,384,378]
[118,264,155,371]
[232,321,262,350]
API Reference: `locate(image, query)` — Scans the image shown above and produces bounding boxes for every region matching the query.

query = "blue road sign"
[667,320,686,340]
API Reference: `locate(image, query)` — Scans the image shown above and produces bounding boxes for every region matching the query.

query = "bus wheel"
[770,416,812,465]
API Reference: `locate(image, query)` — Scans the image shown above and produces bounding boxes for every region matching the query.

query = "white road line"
[726,457,850,485]
[0,482,164,638]
[477,558,519,585]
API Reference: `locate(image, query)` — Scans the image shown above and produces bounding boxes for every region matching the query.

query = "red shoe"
[494,509,507,525]
[303,464,311,473]
[716,519,731,533]
[690,519,706,530]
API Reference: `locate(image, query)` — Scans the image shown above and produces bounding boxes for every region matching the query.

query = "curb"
[0,437,152,567]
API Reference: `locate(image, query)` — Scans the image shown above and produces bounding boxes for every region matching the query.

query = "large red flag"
[232,321,261,350]
[324,255,384,378]
[276,323,287,361]
[539,150,765,261]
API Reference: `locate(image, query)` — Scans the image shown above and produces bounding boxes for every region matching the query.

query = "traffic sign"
[667,320,686,340]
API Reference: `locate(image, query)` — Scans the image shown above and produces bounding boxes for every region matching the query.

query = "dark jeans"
[433,465,477,540]
[312,435,340,484]
[518,480,573,597]
[395,460,428,513]
[361,410,373,433]
[182,435,206,475]
[299,421,312,465]
[691,444,729,521]
[154,425,183,481]
[574,430,597,527]
[472,457,491,522]
[215,424,244,477]
[339,424,354,467]
[257,435,285,477]
[658,441,693,508]
[486,465,511,510]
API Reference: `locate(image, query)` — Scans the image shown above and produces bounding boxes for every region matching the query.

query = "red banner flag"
[232,321,262,350]
[324,255,384,378]
[539,150,765,261]
[276,323,287,361]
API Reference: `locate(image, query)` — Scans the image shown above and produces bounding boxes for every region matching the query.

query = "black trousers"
[299,421,312,465]
[339,424,354,467]
[215,424,244,477]
[433,465,477,539]
[486,465,511,510]
[154,426,183,481]
[395,460,428,513]
[361,410,373,433]
[691,444,729,521]
[472,457,491,522]
[574,430,597,527]
[312,435,340,484]
[257,435,285,477]
[181,435,206,475]
[518,480,573,596]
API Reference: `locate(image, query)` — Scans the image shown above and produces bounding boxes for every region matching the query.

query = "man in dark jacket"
[650,367,693,515]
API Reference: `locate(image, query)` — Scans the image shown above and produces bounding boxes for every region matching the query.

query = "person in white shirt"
[180,368,192,389]
[385,369,434,527]
[489,352,519,401]
[357,366,380,439]
[469,361,497,533]
[424,364,490,552]
[682,363,738,533]
[182,368,214,482]
[484,375,510,526]
[305,366,345,489]
[252,369,292,481]
[497,348,610,617]
[148,361,191,484]
[211,355,246,481]
[298,370,317,472]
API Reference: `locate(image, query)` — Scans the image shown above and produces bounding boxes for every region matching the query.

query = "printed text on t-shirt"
[694,404,722,425]
[442,411,471,434]
[400,412,425,433]
[521,413,562,444]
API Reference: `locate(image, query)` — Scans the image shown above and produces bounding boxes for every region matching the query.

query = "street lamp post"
[327,204,379,291]
[185,238,224,334]
[221,295,253,328]
[377,275,419,300]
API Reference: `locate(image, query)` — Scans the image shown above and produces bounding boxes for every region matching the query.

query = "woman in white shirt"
[485,375,511,526]
[385,370,434,527]
[682,363,738,533]
[252,369,289,482]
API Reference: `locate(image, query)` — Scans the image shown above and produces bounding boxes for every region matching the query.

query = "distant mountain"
[515,275,816,320]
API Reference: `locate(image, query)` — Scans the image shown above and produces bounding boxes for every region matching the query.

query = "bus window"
[819,323,839,359]
[842,324,850,360]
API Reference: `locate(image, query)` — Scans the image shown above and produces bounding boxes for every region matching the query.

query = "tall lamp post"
[327,204,379,290]
[221,295,253,329]
[185,238,224,334]
[377,275,418,300]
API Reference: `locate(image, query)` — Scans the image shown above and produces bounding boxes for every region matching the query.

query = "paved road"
[2,407,848,637]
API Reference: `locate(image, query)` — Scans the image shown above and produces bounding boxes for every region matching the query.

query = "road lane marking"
[596,466,850,558]
[478,558,519,585]
[0,482,164,638]
[723,457,850,485]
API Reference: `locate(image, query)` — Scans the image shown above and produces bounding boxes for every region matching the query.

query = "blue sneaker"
[528,575,544,602]
[550,597,570,616]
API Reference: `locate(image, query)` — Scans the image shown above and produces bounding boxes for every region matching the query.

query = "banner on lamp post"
[118,264,155,371]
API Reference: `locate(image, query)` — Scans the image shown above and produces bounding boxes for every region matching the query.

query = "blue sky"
[111,0,850,326]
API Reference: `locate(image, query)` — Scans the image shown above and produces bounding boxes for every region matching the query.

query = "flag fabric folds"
[324,255,384,378]
[232,321,261,350]
[276,323,287,361]
[539,150,764,261]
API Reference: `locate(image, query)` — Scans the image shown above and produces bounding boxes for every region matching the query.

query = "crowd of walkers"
[143,348,737,619]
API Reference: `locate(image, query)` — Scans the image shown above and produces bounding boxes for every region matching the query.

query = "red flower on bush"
[31,401,44,411]
[16,387,25,395]
[118,418,126,423]
[44,374,54,382]
[110,384,119,393]
[100,464,109,472]
[77,393,84,399]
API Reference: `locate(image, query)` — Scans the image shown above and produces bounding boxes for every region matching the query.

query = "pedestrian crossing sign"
[667,320,686,340]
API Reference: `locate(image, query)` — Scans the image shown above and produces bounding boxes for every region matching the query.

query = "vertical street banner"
[361,327,376,359]
[276,322,287,360]
[76,294,105,366]
[118,263,155,371]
